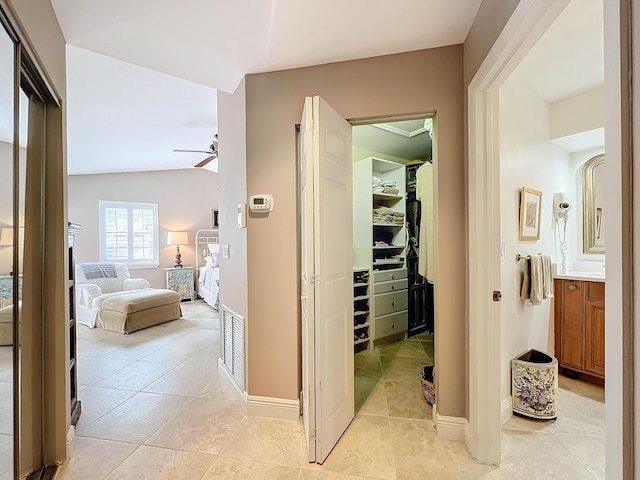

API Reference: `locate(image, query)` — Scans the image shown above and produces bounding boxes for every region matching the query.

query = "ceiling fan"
[174,134,218,168]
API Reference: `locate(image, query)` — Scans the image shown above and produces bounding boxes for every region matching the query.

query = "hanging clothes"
[416,162,434,281]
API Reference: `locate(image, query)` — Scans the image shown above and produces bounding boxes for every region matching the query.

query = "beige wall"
[217,78,249,320]
[464,0,522,85]
[221,47,466,416]
[68,169,219,288]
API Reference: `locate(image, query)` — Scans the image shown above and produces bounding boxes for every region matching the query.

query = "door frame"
[469,0,633,472]
[467,0,572,465]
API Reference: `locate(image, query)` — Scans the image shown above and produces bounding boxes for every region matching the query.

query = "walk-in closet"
[352,117,436,418]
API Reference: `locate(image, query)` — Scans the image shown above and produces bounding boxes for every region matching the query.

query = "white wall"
[68,168,218,288]
[550,86,605,140]
[499,75,573,406]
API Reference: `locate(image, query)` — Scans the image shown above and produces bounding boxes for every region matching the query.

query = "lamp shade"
[0,227,24,246]
[167,231,188,246]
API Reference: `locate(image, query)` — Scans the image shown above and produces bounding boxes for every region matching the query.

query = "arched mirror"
[583,154,605,253]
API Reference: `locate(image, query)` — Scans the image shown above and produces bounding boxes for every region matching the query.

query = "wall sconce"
[167,231,188,268]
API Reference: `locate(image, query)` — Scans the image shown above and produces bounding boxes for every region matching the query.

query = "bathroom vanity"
[554,275,605,385]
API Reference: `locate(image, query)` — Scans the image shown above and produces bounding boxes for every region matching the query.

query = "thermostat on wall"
[249,194,274,212]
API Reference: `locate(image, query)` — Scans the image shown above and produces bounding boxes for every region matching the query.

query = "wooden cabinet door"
[585,299,605,377]
[557,280,584,371]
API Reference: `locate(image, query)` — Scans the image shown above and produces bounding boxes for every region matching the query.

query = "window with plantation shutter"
[99,200,159,268]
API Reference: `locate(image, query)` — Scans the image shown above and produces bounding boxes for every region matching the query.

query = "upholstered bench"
[100,289,181,334]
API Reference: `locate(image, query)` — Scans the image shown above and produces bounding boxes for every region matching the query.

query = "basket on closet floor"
[420,365,435,406]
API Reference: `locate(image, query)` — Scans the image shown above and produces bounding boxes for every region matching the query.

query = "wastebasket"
[511,349,558,420]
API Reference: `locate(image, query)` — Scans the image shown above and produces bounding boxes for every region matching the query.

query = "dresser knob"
[391,286,395,290]
[391,274,395,279]
[391,323,395,328]
[568,284,577,291]
[391,301,395,307]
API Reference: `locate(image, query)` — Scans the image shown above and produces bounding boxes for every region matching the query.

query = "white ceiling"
[51,0,484,93]
[353,119,432,162]
[513,0,603,103]
[53,0,483,175]
[66,46,218,175]
[1,0,603,174]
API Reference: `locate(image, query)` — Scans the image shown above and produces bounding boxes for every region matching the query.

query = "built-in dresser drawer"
[374,311,408,339]
[587,282,605,300]
[374,269,407,283]
[374,278,408,294]
[374,290,408,316]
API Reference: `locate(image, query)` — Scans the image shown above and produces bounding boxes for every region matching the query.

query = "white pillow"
[204,254,219,267]
[207,243,219,254]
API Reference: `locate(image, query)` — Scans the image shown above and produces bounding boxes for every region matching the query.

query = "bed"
[195,229,220,310]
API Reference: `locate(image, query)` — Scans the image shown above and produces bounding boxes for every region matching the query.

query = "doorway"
[467,0,613,470]
[351,117,436,423]
[300,99,439,468]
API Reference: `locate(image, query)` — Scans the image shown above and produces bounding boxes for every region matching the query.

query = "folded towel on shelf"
[541,254,554,299]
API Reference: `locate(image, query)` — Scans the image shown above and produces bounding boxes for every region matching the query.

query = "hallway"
[55,301,604,479]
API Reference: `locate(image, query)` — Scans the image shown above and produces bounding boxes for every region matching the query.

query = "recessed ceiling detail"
[372,119,432,138]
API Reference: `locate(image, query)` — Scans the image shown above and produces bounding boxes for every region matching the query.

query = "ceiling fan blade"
[194,156,214,168]
[174,149,213,154]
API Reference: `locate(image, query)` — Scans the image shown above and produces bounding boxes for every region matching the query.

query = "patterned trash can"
[511,349,558,420]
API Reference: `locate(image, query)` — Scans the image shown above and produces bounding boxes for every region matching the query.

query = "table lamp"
[167,231,188,268]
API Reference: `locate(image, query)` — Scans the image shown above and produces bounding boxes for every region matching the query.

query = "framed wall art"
[519,187,542,241]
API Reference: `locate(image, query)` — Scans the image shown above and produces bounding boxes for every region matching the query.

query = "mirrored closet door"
[0,17,17,479]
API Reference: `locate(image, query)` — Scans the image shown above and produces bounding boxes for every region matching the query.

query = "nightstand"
[165,267,195,301]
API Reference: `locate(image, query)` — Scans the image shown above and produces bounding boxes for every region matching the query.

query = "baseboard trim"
[65,425,75,461]
[218,358,248,414]
[217,358,300,421]
[435,413,466,442]
[246,395,301,421]
[501,396,513,424]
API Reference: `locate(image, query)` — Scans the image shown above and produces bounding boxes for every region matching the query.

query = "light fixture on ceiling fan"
[174,133,218,167]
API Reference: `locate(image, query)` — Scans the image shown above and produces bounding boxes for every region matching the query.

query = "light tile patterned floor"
[49,301,604,479]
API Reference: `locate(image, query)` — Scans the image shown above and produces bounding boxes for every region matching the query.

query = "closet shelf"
[354,310,369,316]
[353,295,369,301]
[354,337,370,346]
[372,223,403,227]
[373,245,404,250]
[373,193,403,201]
[353,282,369,287]
[354,323,370,330]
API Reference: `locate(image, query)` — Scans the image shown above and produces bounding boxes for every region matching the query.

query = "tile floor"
[37,300,603,479]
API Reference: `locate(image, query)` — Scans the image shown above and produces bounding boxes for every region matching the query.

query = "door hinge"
[299,391,303,416]
[492,291,502,302]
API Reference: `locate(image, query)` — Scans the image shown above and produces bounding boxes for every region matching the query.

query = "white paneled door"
[300,96,354,464]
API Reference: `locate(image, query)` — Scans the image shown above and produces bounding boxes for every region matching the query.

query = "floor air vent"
[221,305,244,390]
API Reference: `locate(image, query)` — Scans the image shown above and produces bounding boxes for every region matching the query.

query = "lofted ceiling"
[15,0,600,175]
[52,0,483,175]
